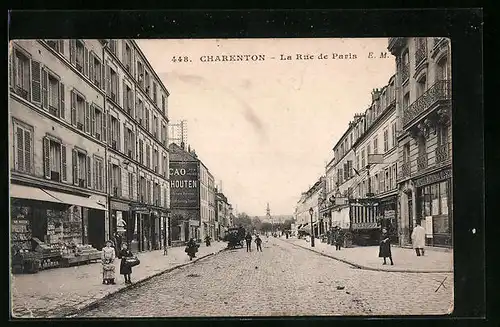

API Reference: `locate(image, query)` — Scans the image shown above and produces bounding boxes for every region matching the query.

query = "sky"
[136,38,395,217]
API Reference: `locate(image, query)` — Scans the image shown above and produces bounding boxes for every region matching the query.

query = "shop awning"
[10,184,62,204]
[44,189,107,211]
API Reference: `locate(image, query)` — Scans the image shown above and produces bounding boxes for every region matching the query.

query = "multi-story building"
[388,37,452,248]
[9,39,171,255]
[295,177,325,237]
[168,120,187,147]
[207,174,216,240]
[103,39,171,253]
[349,77,398,245]
[199,162,211,240]
[215,190,229,239]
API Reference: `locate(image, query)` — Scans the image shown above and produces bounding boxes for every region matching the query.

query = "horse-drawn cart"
[224,227,245,249]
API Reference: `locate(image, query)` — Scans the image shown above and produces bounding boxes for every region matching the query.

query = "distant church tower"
[266,203,272,227]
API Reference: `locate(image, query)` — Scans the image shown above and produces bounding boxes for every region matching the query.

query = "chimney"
[187,144,191,152]
[180,141,185,150]
[372,88,381,101]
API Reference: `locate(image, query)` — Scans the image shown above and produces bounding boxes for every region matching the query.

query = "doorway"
[184,221,189,241]
[408,196,413,244]
[88,209,105,250]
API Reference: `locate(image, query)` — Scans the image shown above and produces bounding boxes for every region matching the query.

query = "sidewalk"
[282,237,453,273]
[11,241,227,318]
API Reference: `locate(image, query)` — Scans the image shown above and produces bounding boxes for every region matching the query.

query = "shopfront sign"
[131,205,150,214]
[170,162,200,208]
[352,222,378,229]
[414,169,452,188]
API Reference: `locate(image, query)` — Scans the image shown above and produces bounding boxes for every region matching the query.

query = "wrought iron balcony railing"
[415,46,427,67]
[435,144,449,163]
[403,79,451,127]
[401,161,411,178]
[417,154,428,171]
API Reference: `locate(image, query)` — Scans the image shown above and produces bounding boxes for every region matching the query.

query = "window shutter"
[124,123,128,154]
[129,88,134,116]
[31,60,42,105]
[72,149,78,185]
[93,159,97,190]
[99,160,103,191]
[24,130,31,173]
[61,144,67,181]
[102,109,107,142]
[145,109,149,131]
[58,40,64,55]
[117,119,121,151]
[16,127,24,171]
[84,47,89,77]
[59,82,65,119]
[70,40,76,65]
[123,80,127,111]
[107,112,111,145]
[43,137,51,179]
[85,102,90,133]
[131,173,135,201]
[90,104,95,136]
[132,131,135,158]
[109,163,113,193]
[106,65,111,95]
[70,91,76,125]
[11,49,17,88]
[89,53,94,82]
[41,68,48,109]
[87,156,92,188]
[135,97,140,120]
[118,167,122,197]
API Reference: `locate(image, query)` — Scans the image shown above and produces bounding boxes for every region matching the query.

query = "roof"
[168,143,199,162]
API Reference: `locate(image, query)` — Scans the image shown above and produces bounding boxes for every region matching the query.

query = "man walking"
[411,221,426,256]
[245,232,253,252]
[255,235,263,252]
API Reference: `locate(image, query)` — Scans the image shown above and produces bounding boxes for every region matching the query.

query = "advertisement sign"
[170,162,199,208]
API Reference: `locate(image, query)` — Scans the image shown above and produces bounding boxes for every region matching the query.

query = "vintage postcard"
[9,37,453,318]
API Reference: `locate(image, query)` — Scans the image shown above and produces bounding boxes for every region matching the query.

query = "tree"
[252,216,262,231]
[260,222,273,233]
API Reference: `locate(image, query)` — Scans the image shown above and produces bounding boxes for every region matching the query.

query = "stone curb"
[281,239,453,274]
[62,247,228,318]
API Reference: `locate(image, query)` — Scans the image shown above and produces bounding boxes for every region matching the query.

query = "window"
[48,74,60,116]
[367,144,371,156]
[437,125,448,146]
[13,121,33,174]
[374,174,379,194]
[392,164,397,189]
[47,139,62,181]
[437,57,449,81]
[383,129,389,152]
[110,116,120,151]
[11,48,30,100]
[71,92,86,131]
[153,115,158,138]
[46,40,64,54]
[145,109,150,132]
[124,126,135,159]
[93,157,104,191]
[356,155,360,171]
[109,163,122,197]
[153,148,159,172]
[91,105,103,140]
[162,95,166,115]
[139,139,144,164]
[153,82,157,105]
[124,43,132,73]
[90,54,102,88]
[72,150,90,188]
[417,75,427,98]
[403,92,410,110]
[128,172,134,200]
[346,160,353,178]
[139,176,146,202]
[106,65,118,103]
[136,98,144,125]
[146,144,151,168]
[161,123,167,146]
[137,61,144,88]
[403,143,410,163]
[109,40,117,55]
[361,149,366,168]
[147,180,152,204]
[163,153,168,178]
[123,83,134,116]
[373,136,378,154]
[145,71,150,94]
[75,40,85,73]
[391,123,397,148]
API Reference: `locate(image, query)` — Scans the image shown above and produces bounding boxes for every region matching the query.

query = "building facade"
[207,173,216,240]
[215,191,230,239]
[295,177,325,237]
[388,37,452,248]
[9,39,171,255]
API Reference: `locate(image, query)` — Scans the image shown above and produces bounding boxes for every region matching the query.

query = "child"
[119,243,134,284]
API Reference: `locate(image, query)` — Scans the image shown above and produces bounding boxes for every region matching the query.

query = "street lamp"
[309,207,315,247]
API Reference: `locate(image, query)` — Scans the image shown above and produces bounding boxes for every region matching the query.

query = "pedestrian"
[335,228,344,251]
[119,243,133,284]
[245,232,253,252]
[411,221,426,256]
[378,228,394,265]
[255,235,263,252]
[113,232,122,257]
[101,240,116,285]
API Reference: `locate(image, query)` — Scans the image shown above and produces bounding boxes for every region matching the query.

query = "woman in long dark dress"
[378,228,394,265]
[119,243,134,284]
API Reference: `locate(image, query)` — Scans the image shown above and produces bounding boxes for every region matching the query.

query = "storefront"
[414,169,452,248]
[10,183,106,273]
[377,194,399,244]
[109,199,130,249]
[349,199,380,246]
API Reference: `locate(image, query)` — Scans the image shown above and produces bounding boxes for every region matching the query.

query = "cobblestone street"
[79,237,453,317]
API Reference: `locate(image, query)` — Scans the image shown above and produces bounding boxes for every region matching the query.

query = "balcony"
[435,144,449,163]
[113,187,118,197]
[401,161,411,178]
[403,80,451,127]
[415,40,427,67]
[417,154,428,171]
[388,37,405,54]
